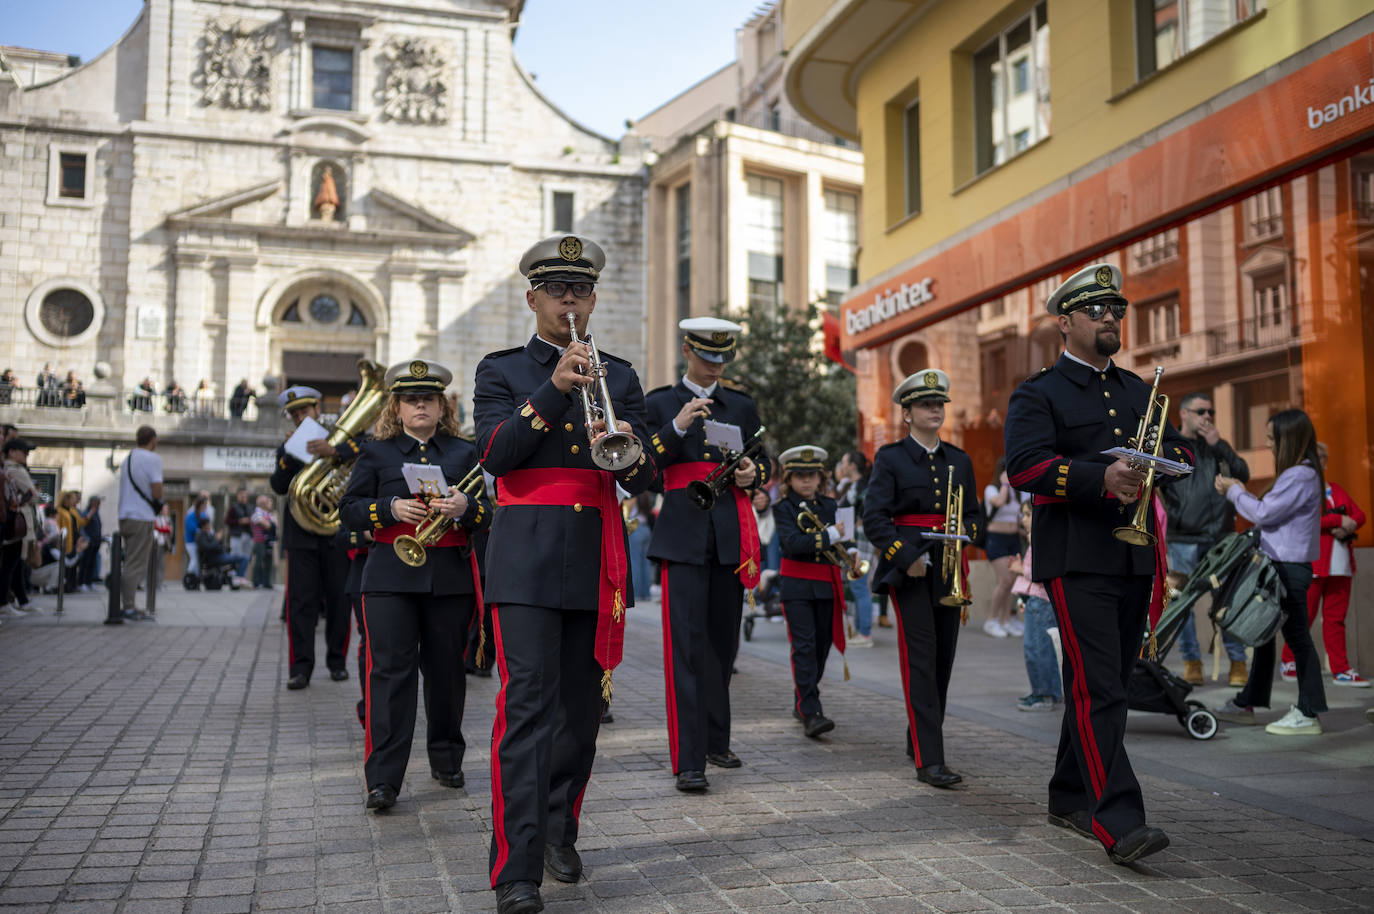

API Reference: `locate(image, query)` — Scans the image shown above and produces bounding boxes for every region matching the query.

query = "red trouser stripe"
[1048,579,1107,800]
[660,563,680,772]
[488,605,511,887]
[360,594,373,760]
[889,589,922,767]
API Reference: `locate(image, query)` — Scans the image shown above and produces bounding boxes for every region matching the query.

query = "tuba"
[287,359,386,536]
[939,465,972,608]
[1114,366,1168,546]
[394,465,484,568]
[566,312,643,472]
[796,504,870,581]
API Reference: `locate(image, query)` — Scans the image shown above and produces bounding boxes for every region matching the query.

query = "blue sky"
[2,0,757,138]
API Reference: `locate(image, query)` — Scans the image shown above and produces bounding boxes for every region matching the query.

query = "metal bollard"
[55,529,66,616]
[145,535,158,616]
[105,532,124,624]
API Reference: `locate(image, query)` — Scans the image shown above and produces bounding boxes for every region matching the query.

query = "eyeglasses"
[1068,300,1128,321]
[534,281,595,299]
[1185,407,1215,416]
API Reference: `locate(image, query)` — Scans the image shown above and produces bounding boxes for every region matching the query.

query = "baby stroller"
[1127,582,1218,740]
[183,529,240,591]
[742,568,785,641]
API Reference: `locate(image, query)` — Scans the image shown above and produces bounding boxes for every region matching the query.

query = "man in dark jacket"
[1160,393,1250,686]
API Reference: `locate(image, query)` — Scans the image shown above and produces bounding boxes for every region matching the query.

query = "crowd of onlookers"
[0,365,261,420]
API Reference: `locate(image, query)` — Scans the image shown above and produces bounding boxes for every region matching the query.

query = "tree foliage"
[720,300,857,469]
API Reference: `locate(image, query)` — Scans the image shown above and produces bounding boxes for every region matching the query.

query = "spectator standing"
[229,379,254,419]
[2,438,41,614]
[77,495,103,591]
[982,458,1025,638]
[835,450,876,647]
[132,377,156,412]
[117,426,163,619]
[36,363,60,407]
[625,491,654,601]
[250,495,276,589]
[61,371,86,408]
[0,369,19,404]
[1010,501,1062,710]
[1280,442,1368,687]
[164,380,188,413]
[56,491,88,593]
[194,379,215,416]
[1160,393,1251,687]
[184,493,210,578]
[1213,409,1327,735]
[227,488,254,560]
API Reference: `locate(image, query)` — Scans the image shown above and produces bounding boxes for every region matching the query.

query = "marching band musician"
[773,445,853,739]
[645,317,768,792]
[270,386,357,691]
[338,360,490,812]
[1004,264,1191,865]
[862,369,980,788]
[474,234,657,914]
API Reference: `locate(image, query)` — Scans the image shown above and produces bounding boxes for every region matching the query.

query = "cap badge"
[801,449,814,461]
[1095,266,1113,287]
[559,236,583,262]
[924,372,939,388]
[409,360,428,379]
[711,331,728,344]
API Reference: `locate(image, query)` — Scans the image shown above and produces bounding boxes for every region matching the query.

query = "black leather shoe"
[1108,825,1170,865]
[803,714,835,738]
[494,880,543,914]
[675,769,709,792]
[706,750,742,769]
[365,785,396,810]
[1047,810,1095,840]
[286,674,308,690]
[543,843,582,882]
[431,769,465,788]
[330,668,349,682]
[916,764,963,788]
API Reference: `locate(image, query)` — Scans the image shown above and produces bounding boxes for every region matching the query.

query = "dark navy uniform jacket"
[338,433,490,596]
[863,438,981,591]
[774,492,850,601]
[270,435,361,551]
[473,335,656,610]
[644,380,769,566]
[1004,354,1193,581]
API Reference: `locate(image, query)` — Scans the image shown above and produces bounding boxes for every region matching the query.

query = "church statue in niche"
[379,37,450,124]
[312,163,345,222]
[200,20,276,110]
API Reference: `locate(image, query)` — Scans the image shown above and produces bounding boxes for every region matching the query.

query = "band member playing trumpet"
[646,317,768,792]
[1004,264,1191,865]
[863,369,980,788]
[339,361,491,813]
[774,446,859,738]
[474,235,656,914]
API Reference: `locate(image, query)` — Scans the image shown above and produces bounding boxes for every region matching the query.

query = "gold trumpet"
[1114,366,1168,546]
[939,466,971,608]
[796,504,870,581]
[394,465,484,568]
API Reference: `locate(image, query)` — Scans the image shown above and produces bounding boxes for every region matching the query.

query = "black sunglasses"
[1069,300,1128,321]
[534,280,595,299]
[1186,407,1216,416]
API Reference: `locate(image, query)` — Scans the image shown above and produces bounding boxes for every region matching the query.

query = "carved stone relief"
[201,20,277,110]
[379,37,449,125]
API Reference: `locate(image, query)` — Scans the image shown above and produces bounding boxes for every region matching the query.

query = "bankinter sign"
[845,277,936,335]
[1307,78,1374,129]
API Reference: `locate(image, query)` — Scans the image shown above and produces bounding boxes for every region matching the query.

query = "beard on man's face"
[1095,326,1122,357]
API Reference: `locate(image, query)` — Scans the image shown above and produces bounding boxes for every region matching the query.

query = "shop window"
[1245,187,1283,242]
[745,174,784,312]
[1135,297,1180,345]
[1131,228,1179,270]
[1136,0,1266,80]
[675,183,691,323]
[1250,270,1287,334]
[903,100,921,216]
[1351,157,1374,224]
[823,189,859,308]
[312,46,354,111]
[973,1,1050,175]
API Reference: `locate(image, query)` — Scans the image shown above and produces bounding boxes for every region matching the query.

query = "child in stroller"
[184,527,241,591]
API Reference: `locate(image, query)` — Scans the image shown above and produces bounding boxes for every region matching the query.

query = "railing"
[1206,312,1301,357]
[0,384,264,422]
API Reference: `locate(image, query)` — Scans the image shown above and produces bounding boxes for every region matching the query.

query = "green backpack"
[1205,531,1286,647]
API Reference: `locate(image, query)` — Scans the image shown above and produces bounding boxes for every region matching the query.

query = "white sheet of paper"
[284,416,329,464]
[835,507,855,537]
[702,419,744,453]
[1101,447,1194,477]
[402,463,449,497]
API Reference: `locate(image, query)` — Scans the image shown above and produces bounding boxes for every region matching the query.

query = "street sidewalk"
[0,587,1370,913]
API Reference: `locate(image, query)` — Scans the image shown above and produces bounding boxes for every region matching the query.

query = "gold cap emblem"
[409,360,428,379]
[1095,266,1113,287]
[711,331,728,343]
[559,236,583,262]
[924,371,939,388]
[801,449,814,461]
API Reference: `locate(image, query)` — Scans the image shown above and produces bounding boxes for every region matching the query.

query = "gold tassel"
[1147,627,1158,662]
[613,590,625,623]
[960,605,968,626]
[600,669,614,704]
[735,558,759,610]
[843,655,850,682]
[476,623,486,668]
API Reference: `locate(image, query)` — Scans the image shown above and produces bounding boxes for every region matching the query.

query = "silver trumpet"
[566,312,643,472]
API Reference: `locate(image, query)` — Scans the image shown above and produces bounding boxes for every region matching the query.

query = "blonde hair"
[374,392,462,440]
[781,468,828,496]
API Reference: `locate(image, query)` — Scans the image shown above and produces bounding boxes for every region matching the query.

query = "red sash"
[370,522,485,637]
[780,558,846,657]
[893,513,971,583]
[498,468,627,697]
[664,461,761,590]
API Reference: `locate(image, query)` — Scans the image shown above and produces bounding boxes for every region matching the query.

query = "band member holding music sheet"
[773,445,862,739]
[339,360,490,812]
[863,368,980,789]
[474,234,657,914]
[645,316,768,793]
[1004,263,1192,865]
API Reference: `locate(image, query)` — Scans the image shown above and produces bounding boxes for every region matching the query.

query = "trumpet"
[394,465,484,568]
[687,426,767,511]
[939,466,971,608]
[566,312,643,472]
[1114,366,1168,546]
[796,504,870,581]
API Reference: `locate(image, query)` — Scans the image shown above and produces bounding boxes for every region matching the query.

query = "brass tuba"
[287,359,386,536]
[394,465,484,567]
[939,465,972,608]
[1114,366,1169,545]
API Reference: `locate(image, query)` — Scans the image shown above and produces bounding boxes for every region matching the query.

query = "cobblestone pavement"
[0,589,1371,914]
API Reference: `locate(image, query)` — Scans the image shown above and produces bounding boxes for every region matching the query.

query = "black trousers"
[284,545,350,680]
[1044,573,1150,848]
[890,573,961,768]
[660,560,742,773]
[1237,561,1327,717]
[782,597,834,718]
[489,604,602,888]
[361,591,474,792]
[350,592,367,725]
